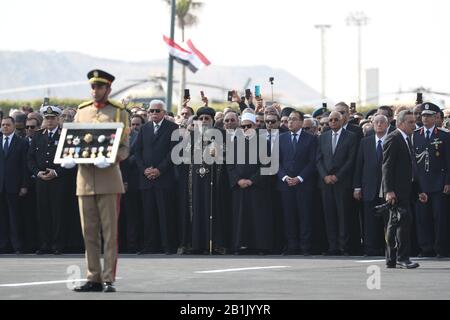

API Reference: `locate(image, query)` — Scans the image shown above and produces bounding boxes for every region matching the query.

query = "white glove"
[61,157,76,169]
[94,156,111,169]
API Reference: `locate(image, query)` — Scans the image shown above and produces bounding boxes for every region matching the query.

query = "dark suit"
[413,127,450,255]
[316,129,357,253]
[353,135,386,255]
[382,129,420,264]
[120,130,143,252]
[0,134,28,251]
[134,119,179,253]
[27,128,66,251]
[277,130,317,253]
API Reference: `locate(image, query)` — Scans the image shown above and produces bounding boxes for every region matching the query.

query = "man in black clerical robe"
[227,113,273,255]
[177,107,230,254]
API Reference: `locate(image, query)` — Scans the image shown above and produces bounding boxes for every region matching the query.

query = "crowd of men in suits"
[1,94,450,269]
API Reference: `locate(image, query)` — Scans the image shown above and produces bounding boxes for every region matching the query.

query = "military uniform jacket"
[28,128,65,177]
[74,100,130,196]
[413,127,450,193]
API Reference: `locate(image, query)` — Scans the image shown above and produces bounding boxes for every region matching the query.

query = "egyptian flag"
[163,35,211,73]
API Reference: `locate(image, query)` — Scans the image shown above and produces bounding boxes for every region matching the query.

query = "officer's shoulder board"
[438,127,449,133]
[78,100,94,109]
[108,100,125,110]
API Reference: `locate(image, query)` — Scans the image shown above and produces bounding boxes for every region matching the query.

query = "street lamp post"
[346,11,369,107]
[314,24,331,100]
[166,0,176,113]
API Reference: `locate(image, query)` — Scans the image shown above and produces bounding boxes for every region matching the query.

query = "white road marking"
[0,277,122,287]
[195,266,290,274]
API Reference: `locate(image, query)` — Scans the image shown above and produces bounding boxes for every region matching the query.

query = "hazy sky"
[1,0,450,105]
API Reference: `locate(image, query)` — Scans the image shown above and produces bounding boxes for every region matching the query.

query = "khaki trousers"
[78,194,119,283]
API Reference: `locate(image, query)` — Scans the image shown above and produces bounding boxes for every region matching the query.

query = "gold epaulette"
[78,100,94,109]
[108,100,125,110]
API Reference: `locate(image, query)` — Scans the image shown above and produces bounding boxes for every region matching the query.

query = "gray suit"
[317,129,357,253]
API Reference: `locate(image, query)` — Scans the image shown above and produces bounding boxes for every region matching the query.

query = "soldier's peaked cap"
[87,69,115,85]
[40,105,62,117]
[421,102,440,115]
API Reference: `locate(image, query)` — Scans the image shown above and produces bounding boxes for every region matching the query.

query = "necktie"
[406,136,417,178]
[267,133,272,157]
[426,129,430,141]
[332,132,338,155]
[48,131,53,140]
[376,140,383,163]
[292,133,298,153]
[3,136,9,156]
[154,123,160,134]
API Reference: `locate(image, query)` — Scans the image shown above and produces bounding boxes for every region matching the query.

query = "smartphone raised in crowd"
[245,89,251,99]
[255,85,261,97]
[184,89,190,100]
[227,91,233,102]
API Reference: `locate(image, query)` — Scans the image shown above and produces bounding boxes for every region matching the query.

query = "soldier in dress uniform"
[64,69,130,293]
[27,105,66,255]
[413,102,450,257]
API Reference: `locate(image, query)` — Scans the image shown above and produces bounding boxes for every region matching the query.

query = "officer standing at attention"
[413,102,450,258]
[63,69,130,293]
[28,105,66,255]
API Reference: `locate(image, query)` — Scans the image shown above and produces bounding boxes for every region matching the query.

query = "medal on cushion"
[74,147,81,158]
[84,133,93,144]
[73,136,81,146]
[90,147,98,159]
[82,147,90,158]
[63,148,69,158]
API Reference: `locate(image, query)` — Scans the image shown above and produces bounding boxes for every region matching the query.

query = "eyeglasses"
[329,118,339,122]
[265,120,276,124]
[241,124,253,129]
[149,109,161,113]
[26,125,36,129]
[224,118,236,123]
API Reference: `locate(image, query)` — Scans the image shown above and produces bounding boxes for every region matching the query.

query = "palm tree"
[163,0,204,110]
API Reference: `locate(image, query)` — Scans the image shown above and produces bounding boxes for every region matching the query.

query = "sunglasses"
[149,109,161,113]
[241,124,253,129]
[224,119,236,123]
[329,118,340,122]
[265,120,276,124]
[26,125,36,129]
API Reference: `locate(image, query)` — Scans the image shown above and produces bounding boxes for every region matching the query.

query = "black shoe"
[341,251,350,257]
[302,251,311,256]
[323,250,340,256]
[103,282,116,293]
[418,251,435,258]
[73,281,103,292]
[53,250,62,255]
[386,264,396,269]
[282,249,298,256]
[397,260,420,269]
[36,249,51,255]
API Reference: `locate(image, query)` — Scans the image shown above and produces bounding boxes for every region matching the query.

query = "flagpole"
[166,0,176,113]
